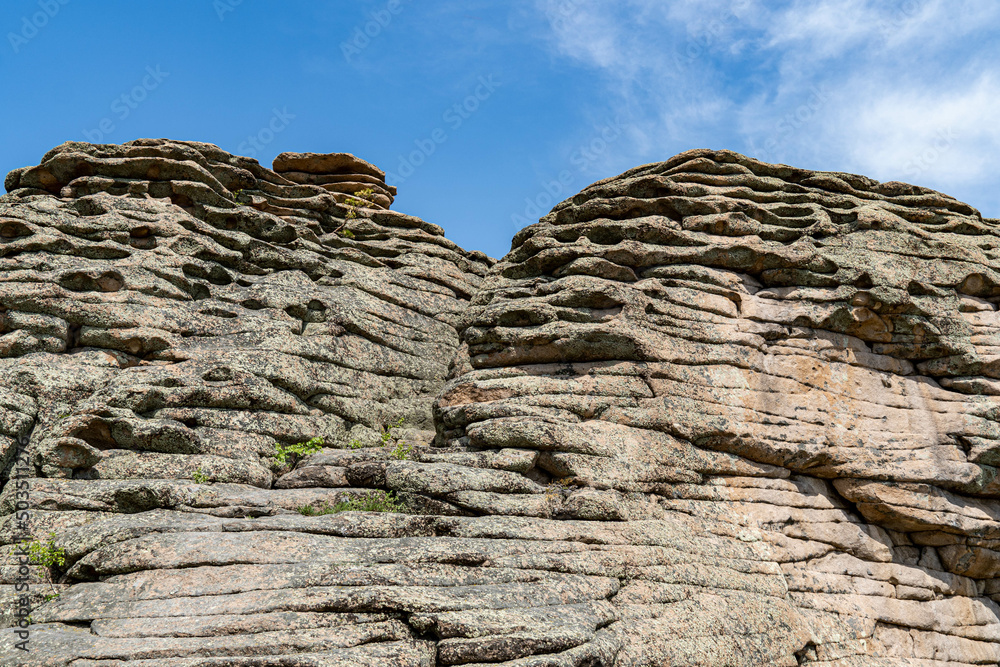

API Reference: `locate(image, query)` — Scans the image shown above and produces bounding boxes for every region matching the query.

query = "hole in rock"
[72,419,116,449]
[907,280,936,296]
[67,323,82,348]
[189,283,211,300]
[524,465,553,485]
[208,267,232,285]
[586,227,625,245]
[203,367,234,382]
[496,308,552,327]
[554,292,624,310]
[59,271,124,293]
[958,273,992,297]
[95,272,124,292]
[129,236,157,250]
[0,221,33,239]
[199,307,238,319]
[112,487,165,513]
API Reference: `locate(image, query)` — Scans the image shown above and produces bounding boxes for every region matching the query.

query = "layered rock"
[0,139,497,664]
[273,151,397,209]
[439,149,1000,664]
[2,142,1000,666]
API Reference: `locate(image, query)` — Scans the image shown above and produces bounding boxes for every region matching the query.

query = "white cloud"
[537,1,630,71]
[531,0,1000,214]
[835,74,1000,186]
[531,0,752,172]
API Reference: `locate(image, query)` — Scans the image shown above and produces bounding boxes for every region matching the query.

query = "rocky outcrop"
[0,139,493,664]
[440,149,1000,665]
[2,143,1000,666]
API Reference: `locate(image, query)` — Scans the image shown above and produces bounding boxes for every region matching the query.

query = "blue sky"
[2,0,998,260]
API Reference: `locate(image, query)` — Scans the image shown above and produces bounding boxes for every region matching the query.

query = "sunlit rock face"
[440,149,1000,664]
[1,142,1000,666]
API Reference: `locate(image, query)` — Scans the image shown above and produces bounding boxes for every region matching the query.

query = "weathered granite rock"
[0,139,493,663]
[2,143,1000,665]
[436,148,1000,665]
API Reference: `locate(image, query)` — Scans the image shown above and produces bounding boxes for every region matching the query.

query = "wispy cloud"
[530,0,1000,214]
[834,73,1000,186]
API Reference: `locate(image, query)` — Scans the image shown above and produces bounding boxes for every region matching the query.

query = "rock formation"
[1,141,1000,665]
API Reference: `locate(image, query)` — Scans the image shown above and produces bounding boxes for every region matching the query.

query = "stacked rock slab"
[272,151,397,209]
[1,143,999,666]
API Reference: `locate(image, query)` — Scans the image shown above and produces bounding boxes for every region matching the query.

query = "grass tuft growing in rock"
[231,189,253,205]
[296,490,406,515]
[336,490,406,512]
[389,439,412,460]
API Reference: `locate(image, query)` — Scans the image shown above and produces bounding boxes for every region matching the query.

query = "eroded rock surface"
[2,144,1000,666]
[440,149,1000,665]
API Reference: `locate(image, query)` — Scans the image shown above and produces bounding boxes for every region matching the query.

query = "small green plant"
[337,227,356,238]
[341,420,410,456]
[27,533,66,570]
[192,468,209,484]
[272,436,325,465]
[345,188,375,210]
[341,187,375,222]
[296,501,340,516]
[334,490,406,513]
[27,532,66,597]
[232,189,252,205]
[379,417,404,446]
[389,439,412,461]
[43,593,61,602]
[379,417,412,460]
